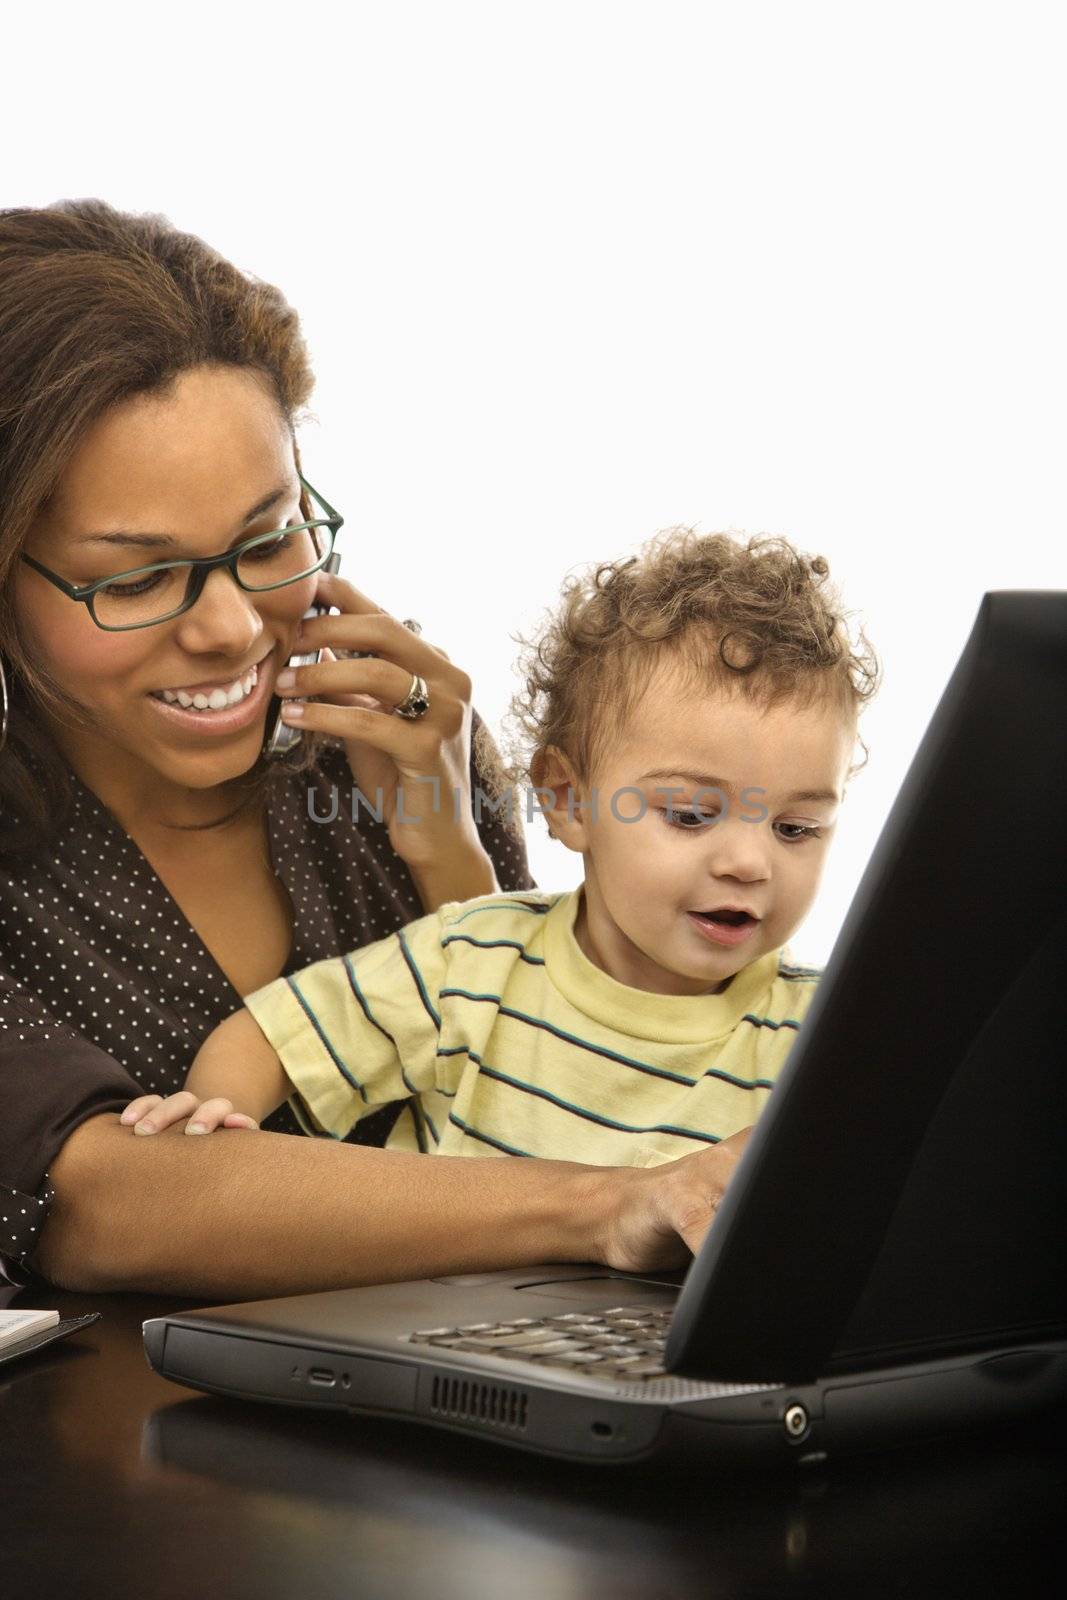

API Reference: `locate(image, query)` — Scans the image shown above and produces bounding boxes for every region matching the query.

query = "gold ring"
[394,672,430,720]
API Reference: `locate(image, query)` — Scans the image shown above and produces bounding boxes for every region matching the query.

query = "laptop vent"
[430,1374,529,1432]
[611,1376,782,1402]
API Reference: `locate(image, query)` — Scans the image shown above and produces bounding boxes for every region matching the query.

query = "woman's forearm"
[33,1112,750,1299]
[32,1113,609,1298]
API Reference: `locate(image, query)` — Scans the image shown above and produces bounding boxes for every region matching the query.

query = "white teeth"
[155,663,258,710]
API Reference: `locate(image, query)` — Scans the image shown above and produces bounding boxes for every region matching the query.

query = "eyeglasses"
[19,475,343,631]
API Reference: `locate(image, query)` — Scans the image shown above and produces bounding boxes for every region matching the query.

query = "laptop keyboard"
[409,1305,671,1380]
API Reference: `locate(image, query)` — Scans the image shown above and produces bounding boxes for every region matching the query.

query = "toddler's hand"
[119,1091,259,1137]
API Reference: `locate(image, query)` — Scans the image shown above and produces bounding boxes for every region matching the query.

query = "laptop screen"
[667,591,1067,1382]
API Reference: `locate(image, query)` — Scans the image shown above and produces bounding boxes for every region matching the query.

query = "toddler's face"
[565,665,855,996]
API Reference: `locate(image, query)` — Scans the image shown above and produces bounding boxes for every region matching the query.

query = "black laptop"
[143,591,1067,1465]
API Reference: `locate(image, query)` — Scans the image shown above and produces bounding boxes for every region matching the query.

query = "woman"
[0,200,751,1299]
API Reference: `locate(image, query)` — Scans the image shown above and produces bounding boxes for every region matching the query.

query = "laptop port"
[783,1403,809,1441]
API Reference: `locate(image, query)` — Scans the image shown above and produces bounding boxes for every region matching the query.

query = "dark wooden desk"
[4,1287,1065,1600]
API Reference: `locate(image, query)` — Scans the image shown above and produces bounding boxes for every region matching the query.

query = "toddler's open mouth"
[690,906,759,927]
[687,907,761,948]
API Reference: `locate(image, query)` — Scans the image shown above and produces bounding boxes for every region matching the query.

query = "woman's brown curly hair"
[502,527,880,799]
[0,198,333,853]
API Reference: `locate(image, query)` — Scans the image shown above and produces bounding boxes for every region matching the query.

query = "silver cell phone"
[264,551,343,757]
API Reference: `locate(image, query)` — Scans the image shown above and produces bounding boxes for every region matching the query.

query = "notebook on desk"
[143,591,1067,1466]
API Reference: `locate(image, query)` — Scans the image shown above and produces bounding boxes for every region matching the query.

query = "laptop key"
[453,1330,585,1350]
[456,1337,586,1356]
[532,1350,612,1367]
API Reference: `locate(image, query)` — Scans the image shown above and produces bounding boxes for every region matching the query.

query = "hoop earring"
[0,652,8,755]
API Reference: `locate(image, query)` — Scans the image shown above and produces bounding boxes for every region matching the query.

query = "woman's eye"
[100,572,166,599]
[242,534,288,563]
[241,524,303,563]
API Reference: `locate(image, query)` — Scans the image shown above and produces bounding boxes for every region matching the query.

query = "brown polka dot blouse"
[0,715,534,1288]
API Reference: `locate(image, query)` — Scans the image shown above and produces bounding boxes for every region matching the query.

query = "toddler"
[121,529,878,1168]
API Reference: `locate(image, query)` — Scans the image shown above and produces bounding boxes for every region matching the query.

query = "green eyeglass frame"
[19,475,343,631]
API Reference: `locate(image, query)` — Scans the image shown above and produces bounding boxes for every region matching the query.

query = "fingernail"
[280,702,304,719]
[275,669,296,688]
[186,1122,207,1135]
[134,1121,156,1135]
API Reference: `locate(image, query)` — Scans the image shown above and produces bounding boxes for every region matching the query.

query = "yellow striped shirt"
[242,889,822,1166]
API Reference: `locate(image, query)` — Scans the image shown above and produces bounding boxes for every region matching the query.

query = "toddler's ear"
[530,745,590,853]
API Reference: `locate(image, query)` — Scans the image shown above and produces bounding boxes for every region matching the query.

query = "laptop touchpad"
[513,1276,679,1307]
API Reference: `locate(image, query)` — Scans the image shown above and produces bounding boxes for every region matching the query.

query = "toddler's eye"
[661,808,720,830]
[776,822,823,842]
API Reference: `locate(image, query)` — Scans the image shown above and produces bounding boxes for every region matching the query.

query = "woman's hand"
[276,571,497,908]
[596,1126,755,1270]
[118,1092,259,1137]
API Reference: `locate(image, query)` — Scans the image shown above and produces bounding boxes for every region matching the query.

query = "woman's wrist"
[396,801,500,908]
[406,835,499,913]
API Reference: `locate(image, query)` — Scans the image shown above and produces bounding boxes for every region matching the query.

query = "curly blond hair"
[501,528,880,797]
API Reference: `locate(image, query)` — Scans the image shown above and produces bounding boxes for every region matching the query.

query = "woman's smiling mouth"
[151,662,260,710]
[146,649,276,733]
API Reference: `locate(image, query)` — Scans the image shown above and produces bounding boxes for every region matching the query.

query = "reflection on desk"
[3,1288,1066,1600]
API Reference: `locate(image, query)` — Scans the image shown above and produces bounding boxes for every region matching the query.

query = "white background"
[9,2,1064,963]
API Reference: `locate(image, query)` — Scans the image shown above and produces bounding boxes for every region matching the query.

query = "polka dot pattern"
[0,714,534,1287]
